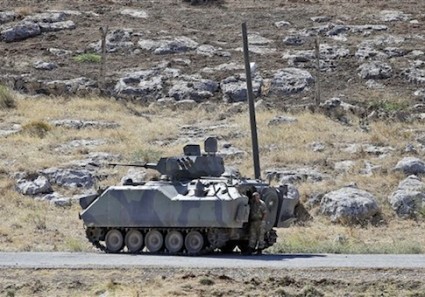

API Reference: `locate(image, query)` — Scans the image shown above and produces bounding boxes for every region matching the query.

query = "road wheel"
[185,231,204,254]
[125,230,144,253]
[165,230,184,253]
[145,230,164,252]
[105,229,124,253]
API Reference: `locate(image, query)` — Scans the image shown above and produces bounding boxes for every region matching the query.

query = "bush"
[22,121,52,138]
[0,85,17,109]
[73,53,102,63]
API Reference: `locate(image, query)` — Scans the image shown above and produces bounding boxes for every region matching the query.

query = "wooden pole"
[242,22,261,180]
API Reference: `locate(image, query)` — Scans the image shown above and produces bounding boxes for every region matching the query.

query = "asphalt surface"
[1,252,425,269]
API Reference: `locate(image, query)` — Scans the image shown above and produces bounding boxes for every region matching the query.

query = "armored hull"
[79,138,299,255]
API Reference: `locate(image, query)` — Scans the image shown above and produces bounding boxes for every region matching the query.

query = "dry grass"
[0,95,424,253]
[0,85,17,110]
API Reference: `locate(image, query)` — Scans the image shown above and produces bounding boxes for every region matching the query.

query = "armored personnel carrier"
[79,137,300,255]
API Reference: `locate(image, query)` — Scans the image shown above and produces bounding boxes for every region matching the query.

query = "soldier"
[247,192,267,255]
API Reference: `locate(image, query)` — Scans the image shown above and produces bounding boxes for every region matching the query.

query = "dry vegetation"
[0,89,424,254]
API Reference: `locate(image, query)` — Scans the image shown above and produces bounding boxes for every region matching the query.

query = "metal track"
[86,227,277,256]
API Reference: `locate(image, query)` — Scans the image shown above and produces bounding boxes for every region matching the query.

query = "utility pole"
[242,22,261,180]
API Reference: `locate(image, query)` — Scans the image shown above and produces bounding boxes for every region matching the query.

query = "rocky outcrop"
[220,75,262,103]
[1,21,41,42]
[394,157,425,175]
[41,167,95,189]
[358,62,393,79]
[268,68,314,96]
[388,175,425,218]
[320,186,380,224]
[16,175,53,196]
[169,77,219,102]
[138,36,198,55]
[120,8,148,19]
[0,11,16,24]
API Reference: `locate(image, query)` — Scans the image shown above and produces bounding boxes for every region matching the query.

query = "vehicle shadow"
[202,253,327,261]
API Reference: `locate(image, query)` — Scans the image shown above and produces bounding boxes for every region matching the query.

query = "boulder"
[196,44,230,57]
[41,167,95,188]
[282,35,305,46]
[1,21,41,42]
[220,75,262,103]
[138,36,198,55]
[120,8,148,18]
[168,77,219,102]
[16,175,53,196]
[0,11,16,24]
[358,62,393,79]
[403,67,425,85]
[34,61,58,71]
[23,12,67,23]
[39,20,76,32]
[269,68,314,96]
[320,186,380,224]
[355,46,386,61]
[394,157,425,175]
[378,10,410,22]
[388,175,425,218]
[115,70,164,100]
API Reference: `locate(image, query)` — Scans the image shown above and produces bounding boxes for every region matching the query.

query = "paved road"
[1,252,425,269]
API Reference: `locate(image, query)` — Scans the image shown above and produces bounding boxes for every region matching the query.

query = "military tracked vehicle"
[79,137,300,255]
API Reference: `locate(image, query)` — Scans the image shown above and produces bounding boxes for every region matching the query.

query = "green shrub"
[73,53,102,63]
[199,277,215,286]
[0,85,16,109]
[368,99,408,112]
[22,121,52,138]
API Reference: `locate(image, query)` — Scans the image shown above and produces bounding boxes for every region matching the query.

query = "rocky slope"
[0,0,424,111]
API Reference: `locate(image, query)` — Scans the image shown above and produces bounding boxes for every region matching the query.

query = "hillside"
[1,1,425,296]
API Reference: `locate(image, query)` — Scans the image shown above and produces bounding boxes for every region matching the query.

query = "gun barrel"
[108,163,157,169]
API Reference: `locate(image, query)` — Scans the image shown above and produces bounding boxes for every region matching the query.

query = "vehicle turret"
[109,137,224,181]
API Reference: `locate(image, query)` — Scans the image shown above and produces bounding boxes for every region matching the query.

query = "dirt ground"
[1,0,424,107]
[2,267,425,297]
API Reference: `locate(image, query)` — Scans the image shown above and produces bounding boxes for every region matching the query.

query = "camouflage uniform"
[248,198,267,250]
